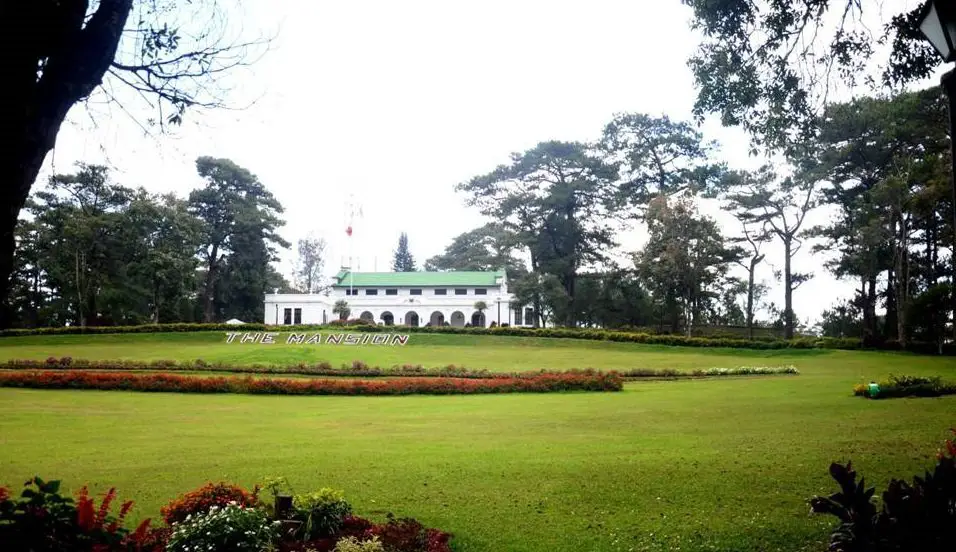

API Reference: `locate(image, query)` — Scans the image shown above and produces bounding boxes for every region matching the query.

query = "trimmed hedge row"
[620,365,799,378]
[1,322,951,354]
[0,358,799,380]
[0,370,623,395]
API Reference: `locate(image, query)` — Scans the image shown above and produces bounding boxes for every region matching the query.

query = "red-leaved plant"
[160,482,260,525]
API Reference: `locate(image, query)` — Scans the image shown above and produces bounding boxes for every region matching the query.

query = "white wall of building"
[264,286,527,327]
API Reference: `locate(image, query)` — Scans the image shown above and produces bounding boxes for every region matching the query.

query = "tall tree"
[634,197,738,336]
[601,113,724,206]
[728,217,770,339]
[458,141,620,326]
[122,191,202,323]
[188,157,287,322]
[296,235,327,293]
[1,1,267,325]
[805,88,952,343]
[720,167,816,339]
[425,223,525,276]
[392,232,416,272]
[28,164,134,326]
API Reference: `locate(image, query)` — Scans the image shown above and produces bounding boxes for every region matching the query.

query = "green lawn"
[0,332,954,551]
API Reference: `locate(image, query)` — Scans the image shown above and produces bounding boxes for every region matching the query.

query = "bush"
[161,482,260,524]
[853,373,956,399]
[810,430,956,551]
[370,515,452,552]
[0,370,624,395]
[166,503,279,552]
[294,488,353,540]
[333,536,386,552]
[0,476,162,551]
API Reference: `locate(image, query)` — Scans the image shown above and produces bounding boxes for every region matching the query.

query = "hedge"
[0,358,800,380]
[1,322,951,354]
[0,370,624,395]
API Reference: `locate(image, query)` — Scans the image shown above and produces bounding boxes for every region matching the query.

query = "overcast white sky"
[39,0,941,325]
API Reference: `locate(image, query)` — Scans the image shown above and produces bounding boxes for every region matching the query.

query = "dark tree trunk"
[745,254,764,340]
[0,0,133,328]
[202,245,220,323]
[884,269,897,341]
[783,239,794,339]
[944,70,956,341]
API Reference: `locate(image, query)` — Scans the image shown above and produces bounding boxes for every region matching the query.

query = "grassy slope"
[0,332,955,551]
[0,331,860,371]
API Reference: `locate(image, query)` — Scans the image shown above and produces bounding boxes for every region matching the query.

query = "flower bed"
[0,370,623,395]
[0,477,450,552]
[0,357,799,381]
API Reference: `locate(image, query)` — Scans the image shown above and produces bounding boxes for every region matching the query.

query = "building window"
[434,289,447,295]
[293,308,302,324]
[513,308,522,326]
[385,289,398,296]
[345,289,355,296]
[410,289,422,296]
[283,308,292,325]
[365,289,378,295]
[454,288,467,295]
[474,288,487,295]
[524,307,534,325]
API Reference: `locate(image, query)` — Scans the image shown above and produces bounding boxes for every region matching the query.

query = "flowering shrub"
[0,370,623,395]
[2,358,799,381]
[166,503,279,552]
[333,536,385,552]
[0,476,163,551]
[161,482,260,524]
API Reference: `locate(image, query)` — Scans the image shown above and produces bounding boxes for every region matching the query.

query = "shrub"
[333,536,386,552]
[370,514,452,552]
[161,482,260,524]
[854,373,956,399]
[166,503,279,552]
[810,430,956,551]
[0,476,162,551]
[293,488,353,540]
[0,370,623,395]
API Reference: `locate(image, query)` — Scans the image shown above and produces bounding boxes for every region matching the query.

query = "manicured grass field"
[0,331,954,551]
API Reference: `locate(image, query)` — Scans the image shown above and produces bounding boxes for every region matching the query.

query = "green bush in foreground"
[811,430,956,551]
[853,374,956,399]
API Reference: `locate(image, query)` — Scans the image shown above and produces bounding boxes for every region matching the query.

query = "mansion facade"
[264,270,536,327]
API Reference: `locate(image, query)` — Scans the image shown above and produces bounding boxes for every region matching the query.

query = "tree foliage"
[188,157,287,322]
[1,0,269,327]
[296,235,327,293]
[684,0,941,152]
[392,233,416,272]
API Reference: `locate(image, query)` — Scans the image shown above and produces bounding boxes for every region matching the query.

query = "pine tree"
[392,232,416,272]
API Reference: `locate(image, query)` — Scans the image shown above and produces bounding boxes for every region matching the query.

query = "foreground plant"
[0,477,161,551]
[810,430,956,551]
[166,503,280,552]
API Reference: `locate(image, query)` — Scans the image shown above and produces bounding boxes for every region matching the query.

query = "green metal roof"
[332,270,505,288]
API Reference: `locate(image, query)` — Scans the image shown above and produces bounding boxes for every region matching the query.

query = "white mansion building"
[264,269,534,327]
